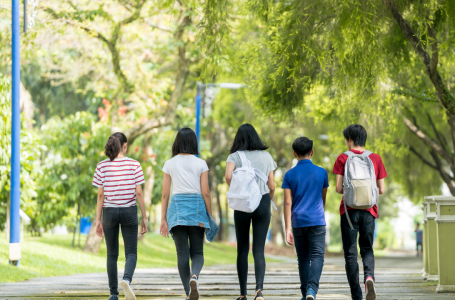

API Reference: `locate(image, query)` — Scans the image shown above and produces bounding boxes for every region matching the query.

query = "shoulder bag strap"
[361,150,373,157]
[237,151,251,168]
[344,200,355,231]
[344,151,355,158]
[254,168,268,183]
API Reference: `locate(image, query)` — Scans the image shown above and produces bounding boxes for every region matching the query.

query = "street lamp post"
[194,83,245,153]
[10,0,21,266]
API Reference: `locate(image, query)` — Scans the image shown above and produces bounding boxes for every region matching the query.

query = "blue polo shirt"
[281,159,328,228]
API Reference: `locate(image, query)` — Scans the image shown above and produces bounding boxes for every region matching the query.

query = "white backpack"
[343,150,379,230]
[227,151,274,213]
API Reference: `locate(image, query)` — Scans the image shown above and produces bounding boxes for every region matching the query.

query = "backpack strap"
[238,151,268,183]
[254,168,268,183]
[344,201,355,230]
[344,151,355,158]
[237,151,251,168]
[361,150,373,157]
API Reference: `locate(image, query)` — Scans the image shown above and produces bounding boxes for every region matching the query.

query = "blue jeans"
[293,225,326,297]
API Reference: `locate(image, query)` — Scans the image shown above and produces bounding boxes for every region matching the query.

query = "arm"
[95,187,104,237]
[200,171,213,216]
[136,185,148,234]
[160,173,171,238]
[283,188,294,245]
[336,174,343,194]
[322,188,328,208]
[377,178,385,194]
[268,171,275,199]
[225,161,236,186]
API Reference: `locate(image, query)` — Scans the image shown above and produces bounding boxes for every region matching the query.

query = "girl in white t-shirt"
[160,127,216,300]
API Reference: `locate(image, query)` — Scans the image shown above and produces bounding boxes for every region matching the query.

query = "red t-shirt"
[332,149,387,218]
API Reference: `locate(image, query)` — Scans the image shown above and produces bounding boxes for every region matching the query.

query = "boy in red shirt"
[333,124,387,300]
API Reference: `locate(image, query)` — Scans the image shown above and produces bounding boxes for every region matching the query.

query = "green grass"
[0,233,259,283]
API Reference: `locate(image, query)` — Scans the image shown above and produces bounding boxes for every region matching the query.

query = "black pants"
[341,210,375,300]
[172,225,205,296]
[103,206,138,296]
[234,194,271,296]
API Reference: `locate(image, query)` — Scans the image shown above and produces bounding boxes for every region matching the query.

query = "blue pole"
[195,85,202,156]
[10,0,21,265]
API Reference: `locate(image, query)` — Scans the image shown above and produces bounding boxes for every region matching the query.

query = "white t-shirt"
[162,155,209,195]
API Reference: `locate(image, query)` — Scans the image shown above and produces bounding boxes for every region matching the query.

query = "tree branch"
[124,10,193,143]
[428,23,439,75]
[448,111,455,165]
[426,112,448,151]
[429,149,455,195]
[45,7,111,45]
[143,19,172,33]
[402,116,454,168]
[409,145,438,170]
[385,0,455,116]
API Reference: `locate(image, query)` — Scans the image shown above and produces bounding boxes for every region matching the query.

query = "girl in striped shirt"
[93,132,148,300]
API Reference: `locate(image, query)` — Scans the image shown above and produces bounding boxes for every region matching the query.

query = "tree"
[36,112,109,249]
[200,0,455,198]
[41,0,197,144]
[0,76,42,232]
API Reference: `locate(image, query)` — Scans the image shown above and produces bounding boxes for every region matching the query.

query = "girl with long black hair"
[93,132,148,300]
[159,127,219,300]
[225,124,277,300]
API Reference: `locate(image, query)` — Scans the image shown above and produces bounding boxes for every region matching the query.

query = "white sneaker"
[120,279,136,300]
[189,276,200,300]
[365,277,376,300]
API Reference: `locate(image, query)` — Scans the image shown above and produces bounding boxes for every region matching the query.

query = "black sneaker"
[236,297,247,300]
[254,290,264,300]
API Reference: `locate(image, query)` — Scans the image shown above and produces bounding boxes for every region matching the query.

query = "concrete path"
[1,255,453,299]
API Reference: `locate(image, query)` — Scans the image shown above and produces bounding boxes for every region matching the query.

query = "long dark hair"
[229,124,269,154]
[105,132,127,161]
[172,127,199,157]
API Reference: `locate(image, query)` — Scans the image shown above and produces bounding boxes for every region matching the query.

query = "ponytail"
[105,132,127,161]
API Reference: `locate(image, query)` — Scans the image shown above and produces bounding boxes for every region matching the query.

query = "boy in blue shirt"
[282,137,328,300]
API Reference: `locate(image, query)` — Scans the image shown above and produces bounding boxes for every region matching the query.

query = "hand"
[95,221,104,238]
[160,220,169,238]
[141,218,148,235]
[286,229,294,246]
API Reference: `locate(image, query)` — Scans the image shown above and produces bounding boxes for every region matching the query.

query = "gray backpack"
[343,150,379,230]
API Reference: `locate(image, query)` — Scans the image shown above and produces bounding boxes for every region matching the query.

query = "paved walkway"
[1,255,453,299]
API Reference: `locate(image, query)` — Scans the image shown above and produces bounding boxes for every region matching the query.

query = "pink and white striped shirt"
[92,157,145,207]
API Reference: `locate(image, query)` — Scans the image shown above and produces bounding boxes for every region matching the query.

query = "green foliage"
[376,220,396,250]
[0,77,43,230]
[36,112,110,229]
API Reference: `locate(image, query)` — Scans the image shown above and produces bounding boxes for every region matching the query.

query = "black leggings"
[103,206,138,296]
[172,225,205,296]
[234,194,271,296]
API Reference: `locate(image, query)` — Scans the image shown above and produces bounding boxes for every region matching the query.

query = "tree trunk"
[143,166,155,219]
[83,217,103,253]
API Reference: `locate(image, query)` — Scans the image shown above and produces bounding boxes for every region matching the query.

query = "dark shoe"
[189,276,200,300]
[254,290,264,300]
[108,295,119,300]
[120,279,136,300]
[236,297,247,300]
[365,277,376,300]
